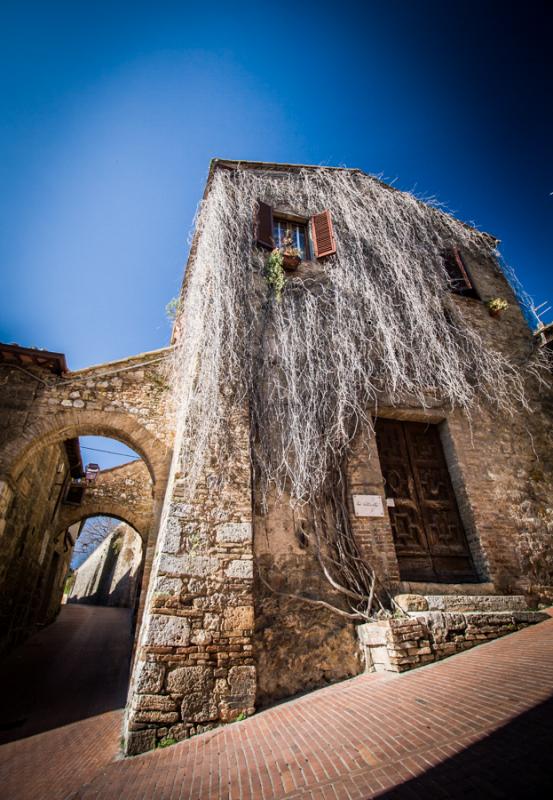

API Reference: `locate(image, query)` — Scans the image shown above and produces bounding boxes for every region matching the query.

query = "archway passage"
[0,511,145,746]
[0,429,154,654]
[67,517,143,612]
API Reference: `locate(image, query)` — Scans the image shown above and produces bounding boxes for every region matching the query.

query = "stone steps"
[394,592,533,614]
[358,592,549,674]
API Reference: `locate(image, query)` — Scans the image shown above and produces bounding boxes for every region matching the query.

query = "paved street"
[0,605,132,800]
[1,608,552,799]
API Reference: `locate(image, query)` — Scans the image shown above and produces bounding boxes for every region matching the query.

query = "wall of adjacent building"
[69,522,143,608]
[0,440,75,652]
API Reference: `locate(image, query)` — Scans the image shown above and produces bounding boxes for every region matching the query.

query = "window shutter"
[444,247,473,291]
[255,200,274,249]
[311,210,336,258]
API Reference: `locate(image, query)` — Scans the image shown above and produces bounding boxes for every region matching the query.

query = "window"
[273,217,308,259]
[442,248,479,299]
[255,201,336,259]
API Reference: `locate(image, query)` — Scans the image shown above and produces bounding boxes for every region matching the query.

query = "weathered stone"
[223,606,254,631]
[228,666,256,697]
[225,559,253,579]
[154,577,182,597]
[216,522,252,544]
[159,554,219,578]
[125,729,157,756]
[133,694,177,712]
[166,665,213,694]
[394,594,429,613]
[135,661,165,694]
[145,614,191,647]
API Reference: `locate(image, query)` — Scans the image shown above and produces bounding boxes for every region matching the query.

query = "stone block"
[166,665,213,694]
[228,665,256,698]
[216,522,252,544]
[134,711,179,724]
[144,614,191,647]
[163,518,183,554]
[135,661,165,694]
[225,559,253,579]
[154,576,182,597]
[159,554,220,578]
[223,606,254,631]
[126,729,156,756]
[133,694,177,712]
[394,594,429,612]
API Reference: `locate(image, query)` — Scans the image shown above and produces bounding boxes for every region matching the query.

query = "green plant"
[265,249,286,302]
[234,712,246,722]
[165,296,181,322]
[486,297,509,313]
[157,736,177,748]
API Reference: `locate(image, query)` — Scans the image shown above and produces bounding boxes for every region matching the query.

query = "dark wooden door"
[375,419,476,582]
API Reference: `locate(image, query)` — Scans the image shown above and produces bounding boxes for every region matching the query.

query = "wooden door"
[375,419,476,583]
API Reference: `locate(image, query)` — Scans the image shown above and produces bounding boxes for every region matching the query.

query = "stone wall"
[70,523,143,608]
[57,459,154,539]
[358,608,549,673]
[0,346,173,652]
[0,440,76,651]
[123,406,257,755]
[345,247,553,599]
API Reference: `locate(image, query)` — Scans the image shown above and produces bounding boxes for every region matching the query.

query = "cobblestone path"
[2,609,553,799]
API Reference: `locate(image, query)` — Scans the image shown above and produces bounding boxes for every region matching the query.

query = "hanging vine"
[169,164,544,617]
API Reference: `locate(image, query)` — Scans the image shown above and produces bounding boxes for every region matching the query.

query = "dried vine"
[169,164,543,618]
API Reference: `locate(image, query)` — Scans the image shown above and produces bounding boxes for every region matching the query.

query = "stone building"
[69,522,143,608]
[1,160,552,755]
[0,342,171,651]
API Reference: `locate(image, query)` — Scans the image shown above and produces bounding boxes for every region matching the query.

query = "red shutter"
[311,210,336,258]
[444,247,473,291]
[255,201,274,249]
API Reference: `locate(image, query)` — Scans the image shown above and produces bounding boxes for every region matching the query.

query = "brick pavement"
[0,709,122,800]
[2,612,553,799]
[0,605,133,800]
[73,615,553,799]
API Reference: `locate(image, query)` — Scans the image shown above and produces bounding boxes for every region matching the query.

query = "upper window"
[442,248,479,299]
[273,217,308,259]
[255,201,336,260]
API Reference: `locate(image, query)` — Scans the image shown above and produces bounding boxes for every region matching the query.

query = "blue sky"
[1,1,552,372]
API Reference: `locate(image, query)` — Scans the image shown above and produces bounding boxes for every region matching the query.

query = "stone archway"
[56,458,154,542]
[2,409,169,491]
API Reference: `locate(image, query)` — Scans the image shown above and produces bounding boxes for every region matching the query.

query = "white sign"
[352,494,385,517]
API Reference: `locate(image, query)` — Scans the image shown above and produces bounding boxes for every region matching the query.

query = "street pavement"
[1,605,552,799]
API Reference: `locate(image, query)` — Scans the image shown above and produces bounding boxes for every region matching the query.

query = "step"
[394,593,532,614]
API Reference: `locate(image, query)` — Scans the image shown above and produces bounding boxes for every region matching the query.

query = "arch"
[57,506,150,542]
[1,409,171,492]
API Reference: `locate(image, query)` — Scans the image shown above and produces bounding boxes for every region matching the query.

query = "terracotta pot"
[489,308,501,318]
[282,253,301,271]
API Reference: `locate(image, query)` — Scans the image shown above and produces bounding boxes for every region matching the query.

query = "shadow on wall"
[69,523,142,609]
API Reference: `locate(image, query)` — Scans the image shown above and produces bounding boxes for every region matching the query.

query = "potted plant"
[280,231,302,271]
[486,297,509,318]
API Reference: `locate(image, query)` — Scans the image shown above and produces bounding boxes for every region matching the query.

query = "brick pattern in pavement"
[2,612,553,799]
[71,615,553,799]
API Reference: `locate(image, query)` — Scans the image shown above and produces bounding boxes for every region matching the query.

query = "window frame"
[272,212,311,260]
[442,247,480,300]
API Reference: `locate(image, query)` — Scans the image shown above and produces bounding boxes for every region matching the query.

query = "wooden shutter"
[311,210,336,258]
[443,247,473,292]
[255,200,274,249]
